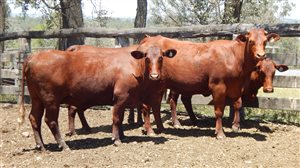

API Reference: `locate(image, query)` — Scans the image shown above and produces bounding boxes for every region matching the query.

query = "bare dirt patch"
[1,104,299,167]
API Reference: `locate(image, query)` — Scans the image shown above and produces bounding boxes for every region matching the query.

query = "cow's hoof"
[232,124,240,133]
[113,139,122,146]
[62,147,71,151]
[173,120,182,128]
[216,134,226,139]
[35,145,46,151]
[59,143,70,151]
[147,132,156,137]
[215,129,226,139]
[65,131,76,136]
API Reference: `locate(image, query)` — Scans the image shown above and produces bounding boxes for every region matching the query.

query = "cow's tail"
[17,59,28,126]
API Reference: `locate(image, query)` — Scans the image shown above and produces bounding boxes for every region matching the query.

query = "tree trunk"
[58,0,84,50]
[134,0,147,44]
[222,0,243,24]
[0,0,5,52]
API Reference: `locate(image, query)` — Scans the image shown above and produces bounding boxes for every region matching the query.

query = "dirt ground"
[1,103,299,168]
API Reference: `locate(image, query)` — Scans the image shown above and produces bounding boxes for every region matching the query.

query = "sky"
[82,0,137,18]
[284,0,300,20]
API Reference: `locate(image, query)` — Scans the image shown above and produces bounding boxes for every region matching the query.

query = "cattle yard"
[1,23,300,111]
[0,24,300,167]
[1,104,299,167]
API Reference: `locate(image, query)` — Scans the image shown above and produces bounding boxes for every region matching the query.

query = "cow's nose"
[150,73,159,80]
[263,87,274,93]
[257,53,266,58]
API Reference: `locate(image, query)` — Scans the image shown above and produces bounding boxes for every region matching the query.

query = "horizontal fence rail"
[1,24,300,41]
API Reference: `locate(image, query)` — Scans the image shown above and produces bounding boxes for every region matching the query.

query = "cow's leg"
[232,98,242,132]
[151,92,165,134]
[45,104,69,150]
[66,105,77,136]
[168,91,181,128]
[136,106,143,126]
[181,95,198,125]
[212,84,226,139]
[141,104,155,136]
[111,93,127,145]
[28,98,46,151]
[77,110,91,132]
[128,108,135,124]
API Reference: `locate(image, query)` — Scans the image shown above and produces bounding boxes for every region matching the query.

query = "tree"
[58,0,84,50]
[222,0,243,24]
[0,0,10,52]
[150,0,294,25]
[134,0,147,43]
[150,0,215,26]
[15,0,84,50]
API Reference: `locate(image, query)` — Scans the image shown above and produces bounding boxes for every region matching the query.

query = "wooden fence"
[0,23,300,111]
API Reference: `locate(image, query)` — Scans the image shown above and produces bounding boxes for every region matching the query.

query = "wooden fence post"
[17,38,31,103]
[0,47,2,86]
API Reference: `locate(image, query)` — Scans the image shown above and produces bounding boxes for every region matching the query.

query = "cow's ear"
[163,49,177,58]
[236,34,247,42]
[275,64,288,72]
[267,33,280,43]
[131,51,145,59]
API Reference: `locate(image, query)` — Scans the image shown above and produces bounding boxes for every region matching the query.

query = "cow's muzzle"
[149,73,160,80]
[256,53,266,60]
[263,87,274,93]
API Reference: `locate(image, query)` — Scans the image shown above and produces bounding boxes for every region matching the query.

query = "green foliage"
[164,103,300,125]
[150,0,295,26]
[245,107,299,125]
[240,0,293,24]
[150,0,216,26]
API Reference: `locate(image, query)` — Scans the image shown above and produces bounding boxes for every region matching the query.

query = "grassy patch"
[257,87,300,99]
[0,94,18,103]
[162,103,300,125]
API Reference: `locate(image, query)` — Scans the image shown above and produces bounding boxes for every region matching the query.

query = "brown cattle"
[64,45,143,136]
[18,47,177,151]
[167,57,288,128]
[134,29,280,138]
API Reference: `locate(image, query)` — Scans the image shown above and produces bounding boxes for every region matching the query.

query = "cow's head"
[131,46,177,80]
[255,58,288,93]
[236,29,280,61]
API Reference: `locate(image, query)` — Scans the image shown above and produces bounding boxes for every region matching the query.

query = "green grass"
[161,103,300,126]
[0,94,18,103]
[257,87,300,99]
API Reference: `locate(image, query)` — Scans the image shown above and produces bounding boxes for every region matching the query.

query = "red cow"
[66,45,143,136]
[167,57,288,128]
[64,45,143,136]
[18,47,176,151]
[134,29,280,138]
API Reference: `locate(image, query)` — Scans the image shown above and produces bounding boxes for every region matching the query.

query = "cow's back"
[26,49,143,109]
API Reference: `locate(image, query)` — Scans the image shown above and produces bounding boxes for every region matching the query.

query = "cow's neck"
[243,41,258,76]
[240,41,260,93]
